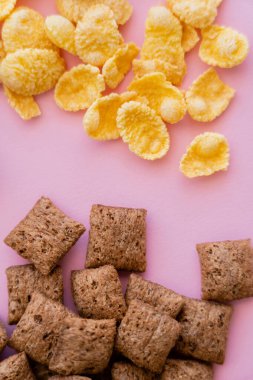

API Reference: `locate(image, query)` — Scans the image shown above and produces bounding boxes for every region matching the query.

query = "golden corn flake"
[2,7,57,53]
[180,132,230,178]
[117,101,170,160]
[200,25,249,68]
[55,64,105,112]
[0,48,65,96]
[75,4,123,67]
[0,0,16,21]
[141,7,186,86]
[45,15,76,55]
[128,73,186,124]
[56,0,132,25]
[3,85,41,120]
[102,43,139,89]
[186,68,235,122]
[182,23,200,52]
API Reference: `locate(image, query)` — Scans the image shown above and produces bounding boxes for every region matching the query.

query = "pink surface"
[0,0,253,378]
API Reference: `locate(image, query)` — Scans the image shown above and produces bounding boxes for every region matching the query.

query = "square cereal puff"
[0,321,7,353]
[72,265,126,321]
[9,292,74,366]
[6,264,64,324]
[126,274,184,318]
[4,197,85,275]
[85,205,147,271]
[49,316,116,375]
[161,359,213,380]
[0,352,35,380]
[197,239,253,302]
[115,299,181,374]
[175,298,232,364]
[112,361,157,380]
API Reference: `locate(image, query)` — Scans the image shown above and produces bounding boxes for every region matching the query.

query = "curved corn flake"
[0,0,16,21]
[55,64,105,112]
[186,68,235,122]
[199,25,249,68]
[102,43,139,89]
[45,15,76,55]
[182,23,200,52]
[3,85,41,120]
[128,73,186,124]
[0,49,65,96]
[75,4,123,67]
[117,101,170,160]
[56,0,132,25]
[2,7,57,53]
[180,132,230,178]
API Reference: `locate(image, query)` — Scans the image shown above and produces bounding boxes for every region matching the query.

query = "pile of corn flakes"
[0,0,249,178]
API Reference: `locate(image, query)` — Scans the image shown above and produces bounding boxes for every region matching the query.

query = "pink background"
[0,0,253,378]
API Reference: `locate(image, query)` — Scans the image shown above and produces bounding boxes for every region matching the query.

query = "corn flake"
[75,4,123,67]
[182,23,200,52]
[45,15,76,55]
[56,0,132,25]
[3,85,41,120]
[102,42,139,89]
[117,101,170,160]
[55,64,105,112]
[0,0,16,21]
[0,48,65,96]
[200,25,249,68]
[0,40,5,62]
[180,132,230,178]
[2,7,57,53]
[128,73,186,124]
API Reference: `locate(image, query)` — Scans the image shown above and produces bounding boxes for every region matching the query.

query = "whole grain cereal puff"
[3,85,41,121]
[128,73,186,124]
[75,4,123,67]
[182,23,200,53]
[56,0,133,25]
[55,64,105,112]
[0,48,65,96]
[0,0,17,21]
[180,132,230,178]
[199,25,249,68]
[45,15,76,55]
[186,68,235,122]
[102,42,139,89]
[117,101,170,160]
[2,7,57,53]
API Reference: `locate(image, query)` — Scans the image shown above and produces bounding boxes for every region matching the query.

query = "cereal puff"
[45,15,76,55]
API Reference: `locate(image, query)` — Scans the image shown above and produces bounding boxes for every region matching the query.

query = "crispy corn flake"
[128,73,186,124]
[141,7,186,86]
[45,15,76,55]
[182,23,200,52]
[117,101,170,160]
[0,49,65,96]
[102,43,139,89]
[3,85,41,120]
[168,0,218,29]
[56,0,132,25]
[2,7,57,53]
[180,132,230,178]
[55,64,105,112]
[75,4,123,67]
[83,91,135,140]
[200,25,249,68]
[0,0,16,21]
[186,68,235,122]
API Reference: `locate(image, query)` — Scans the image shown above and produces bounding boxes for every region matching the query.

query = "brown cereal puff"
[6,264,63,324]
[86,205,147,271]
[0,352,35,380]
[4,197,85,275]
[175,298,232,364]
[197,239,253,302]
[0,321,7,353]
[112,361,157,380]
[126,274,184,318]
[9,292,74,366]
[49,316,116,375]
[115,300,181,374]
[72,265,126,321]
[161,359,213,380]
